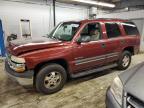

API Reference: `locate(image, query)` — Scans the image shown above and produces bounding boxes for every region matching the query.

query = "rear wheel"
[117,51,132,70]
[35,64,67,94]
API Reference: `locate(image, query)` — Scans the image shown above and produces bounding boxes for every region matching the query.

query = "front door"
[72,22,107,73]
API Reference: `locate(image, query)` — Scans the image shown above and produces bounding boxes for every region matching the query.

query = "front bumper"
[106,87,121,108]
[5,60,34,87]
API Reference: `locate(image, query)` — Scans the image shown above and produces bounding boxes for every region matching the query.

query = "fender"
[20,45,73,70]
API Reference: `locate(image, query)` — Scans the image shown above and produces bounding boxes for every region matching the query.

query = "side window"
[80,23,102,41]
[105,23,121,38]
[122,22,139,36]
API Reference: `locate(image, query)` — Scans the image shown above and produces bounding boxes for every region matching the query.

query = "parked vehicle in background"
[106,62,144,108]
[5,19,140,94]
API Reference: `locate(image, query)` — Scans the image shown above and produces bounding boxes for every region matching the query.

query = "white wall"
[55,3,89,24]
[97,10,144,19]
[0,0,89,39]
[97,10,144,51]
[0,1,50,38]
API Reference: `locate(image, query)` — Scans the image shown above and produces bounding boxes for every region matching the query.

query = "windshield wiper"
[45,34,56,40]
[47,35,65,41]
[53,36,66,41]
[49,36,61,41]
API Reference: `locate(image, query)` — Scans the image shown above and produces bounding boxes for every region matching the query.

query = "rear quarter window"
[122,22,140,36]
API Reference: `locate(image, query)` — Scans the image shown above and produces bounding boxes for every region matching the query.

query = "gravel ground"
[0,54,144,108]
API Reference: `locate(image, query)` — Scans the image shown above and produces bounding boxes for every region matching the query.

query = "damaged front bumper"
[5,60,34,87]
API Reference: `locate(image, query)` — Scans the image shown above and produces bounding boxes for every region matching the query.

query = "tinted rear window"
[122,22,139,36]
[105,23,121,38]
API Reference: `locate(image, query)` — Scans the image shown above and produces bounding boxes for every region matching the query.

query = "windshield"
[48,22,80,41]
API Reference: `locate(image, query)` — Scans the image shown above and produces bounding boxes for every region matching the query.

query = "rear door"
[104,22,123,63]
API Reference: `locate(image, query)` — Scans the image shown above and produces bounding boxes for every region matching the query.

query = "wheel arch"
[123,46,134,55]
[33,58,70,81]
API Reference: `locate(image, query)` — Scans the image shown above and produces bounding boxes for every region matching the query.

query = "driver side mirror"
[76,35,91,44]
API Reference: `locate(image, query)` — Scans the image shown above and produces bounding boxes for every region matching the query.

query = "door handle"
[101,43,106,48]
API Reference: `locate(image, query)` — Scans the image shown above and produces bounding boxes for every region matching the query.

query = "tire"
[117,51,132,70]
[35,64,67,94]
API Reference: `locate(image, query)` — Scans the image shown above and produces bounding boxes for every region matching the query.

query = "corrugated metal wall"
[0,0,89,39]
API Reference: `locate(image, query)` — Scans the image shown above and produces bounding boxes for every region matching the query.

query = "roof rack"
[95,18,129,20]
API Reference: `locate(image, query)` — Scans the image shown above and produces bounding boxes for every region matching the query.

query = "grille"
[127,94,144,108]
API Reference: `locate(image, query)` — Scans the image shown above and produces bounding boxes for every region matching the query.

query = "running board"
[70,63,118,78]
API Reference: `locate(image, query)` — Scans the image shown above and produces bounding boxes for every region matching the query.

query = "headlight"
[11,55,25,64]
[110,76,123,106]
[10,55,26,72]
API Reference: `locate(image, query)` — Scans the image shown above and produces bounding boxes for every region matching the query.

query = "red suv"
[5,19,140,94]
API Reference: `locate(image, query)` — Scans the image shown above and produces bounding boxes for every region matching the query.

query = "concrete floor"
[0,54,144,108]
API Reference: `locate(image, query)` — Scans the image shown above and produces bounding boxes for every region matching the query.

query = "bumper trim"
[5,60,34,86]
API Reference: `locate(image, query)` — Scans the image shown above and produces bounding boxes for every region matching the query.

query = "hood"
[119,62,144,103]
[7,37,64,56]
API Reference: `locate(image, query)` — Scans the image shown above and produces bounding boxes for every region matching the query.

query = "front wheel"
[35,64,67,94]
[117,51,132,70]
